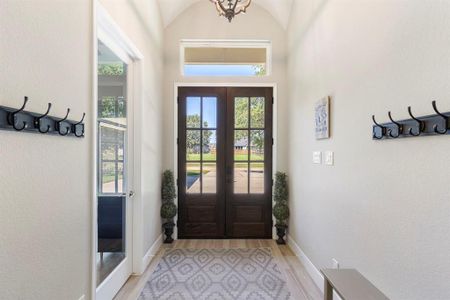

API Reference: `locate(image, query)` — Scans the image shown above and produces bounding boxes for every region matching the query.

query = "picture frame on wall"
[315,96,330,139]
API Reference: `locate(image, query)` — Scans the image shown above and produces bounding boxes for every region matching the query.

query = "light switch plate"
[313,151,322,164]
[325,151,334,165]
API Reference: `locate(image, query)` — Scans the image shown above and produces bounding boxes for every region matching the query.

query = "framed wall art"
[315,96,330,139]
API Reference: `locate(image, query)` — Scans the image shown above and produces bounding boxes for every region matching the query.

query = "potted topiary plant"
[273,172,289,244]
[160,170,177,243]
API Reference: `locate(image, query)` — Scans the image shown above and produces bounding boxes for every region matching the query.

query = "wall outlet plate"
[313,151,322,164]
[332,258,340,269]
[325,151,334,165]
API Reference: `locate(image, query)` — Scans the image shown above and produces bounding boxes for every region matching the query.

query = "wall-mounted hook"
[56,108,71,136]
[407,106,425,136]
[8,96,29,131]
[73,113,85,137]
[431,100,448,134]
[372,115,386,139]
[34,103,52,133]
[387,111,403,138]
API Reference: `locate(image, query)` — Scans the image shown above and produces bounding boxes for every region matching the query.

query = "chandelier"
[210,0,252,22]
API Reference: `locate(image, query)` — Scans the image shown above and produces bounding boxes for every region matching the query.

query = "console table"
[321,269,389,300]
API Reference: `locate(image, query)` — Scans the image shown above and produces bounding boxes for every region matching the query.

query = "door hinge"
[272,96,274,104]
[177,137,179,145]
[272,138,274,145]
[177,96,180,104]
[176,178,179,186]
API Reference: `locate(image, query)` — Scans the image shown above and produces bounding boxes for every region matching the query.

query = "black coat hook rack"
[372,101,449,140]
[0,96,85,138]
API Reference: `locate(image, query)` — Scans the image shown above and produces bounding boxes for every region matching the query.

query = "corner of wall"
[287,234,343,300]
[287,234,324,292]
[140,234,163,274]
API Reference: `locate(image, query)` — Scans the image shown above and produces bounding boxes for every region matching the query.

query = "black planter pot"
[275,224,287,245]
[163,222,175,244]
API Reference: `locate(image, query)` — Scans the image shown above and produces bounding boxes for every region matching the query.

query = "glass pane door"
[178,87,226,238]
[225,87,273,238]
[96,40,129,287]
[232,96,265,194]
[178,87,273,239]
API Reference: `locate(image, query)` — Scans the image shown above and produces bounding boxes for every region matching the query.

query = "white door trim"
[173,82,278,240]
[92,2,144,299]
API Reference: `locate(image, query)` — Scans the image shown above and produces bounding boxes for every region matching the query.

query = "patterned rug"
[138,248,291,300]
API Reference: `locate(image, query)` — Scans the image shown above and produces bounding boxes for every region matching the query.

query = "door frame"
[173,82,278,240]
[91,2,144,299]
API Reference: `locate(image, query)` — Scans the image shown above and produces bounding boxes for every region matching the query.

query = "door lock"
[129,190,135,198]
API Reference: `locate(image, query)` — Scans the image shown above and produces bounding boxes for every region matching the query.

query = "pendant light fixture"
[210,0,252,22]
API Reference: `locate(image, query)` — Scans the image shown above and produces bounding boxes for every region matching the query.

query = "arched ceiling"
[157,0,293,29]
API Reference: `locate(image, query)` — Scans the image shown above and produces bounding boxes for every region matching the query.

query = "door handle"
[226,166,232,175]
[129,190,135,198]
[226,166,233,183]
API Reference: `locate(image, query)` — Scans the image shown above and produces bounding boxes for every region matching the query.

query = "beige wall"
[0,1,92,299]
[0,0,164,299]
[286,1,450,299]
[162,1,288,172]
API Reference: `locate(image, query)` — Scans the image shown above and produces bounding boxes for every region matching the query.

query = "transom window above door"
[180,40,272,76]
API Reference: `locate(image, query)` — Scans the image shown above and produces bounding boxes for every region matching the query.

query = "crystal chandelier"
[210,0,252,22]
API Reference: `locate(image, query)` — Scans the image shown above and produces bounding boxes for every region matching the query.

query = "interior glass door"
[96,40,133,299]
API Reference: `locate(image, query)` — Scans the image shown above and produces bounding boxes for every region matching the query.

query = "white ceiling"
[157,0,293,29]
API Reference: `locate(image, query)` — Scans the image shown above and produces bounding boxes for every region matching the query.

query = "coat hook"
[372,115,386,139]
[8,96,29,131]
[407,106,424,136]
[431,100,448,134]
[388,111,403,138]
[56,108,71,136]
[74,113,85,126]
[73,113,85,137]
[34,103,52,133]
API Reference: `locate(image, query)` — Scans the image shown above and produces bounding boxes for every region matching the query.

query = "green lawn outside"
[102,174,123,184]
[187,153,264,161]
[186,162,264,170]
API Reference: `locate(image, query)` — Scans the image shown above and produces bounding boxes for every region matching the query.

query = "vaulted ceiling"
[157,0,293,29]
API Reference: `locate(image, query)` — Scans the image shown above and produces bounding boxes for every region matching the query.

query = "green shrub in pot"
[273,172,289,244]
[160,170,177,243]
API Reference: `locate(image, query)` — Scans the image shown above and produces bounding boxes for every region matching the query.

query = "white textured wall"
[163,1,288,172]
[99,0,164,262]
[0,0,164,299]
[0,1,92,299]
[287,1,450,299]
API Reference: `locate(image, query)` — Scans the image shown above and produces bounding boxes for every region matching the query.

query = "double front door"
[178,87,273,238]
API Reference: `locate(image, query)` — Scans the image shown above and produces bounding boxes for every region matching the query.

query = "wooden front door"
[178,87,273,238]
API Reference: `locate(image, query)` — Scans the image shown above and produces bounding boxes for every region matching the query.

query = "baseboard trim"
[287,234,324,292]
[141,234,163,272]
[287,234,343,300]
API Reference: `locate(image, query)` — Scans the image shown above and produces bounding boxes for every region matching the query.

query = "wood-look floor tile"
[114,239,323,300]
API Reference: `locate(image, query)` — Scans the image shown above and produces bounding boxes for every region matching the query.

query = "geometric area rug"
[138,248,291,300]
